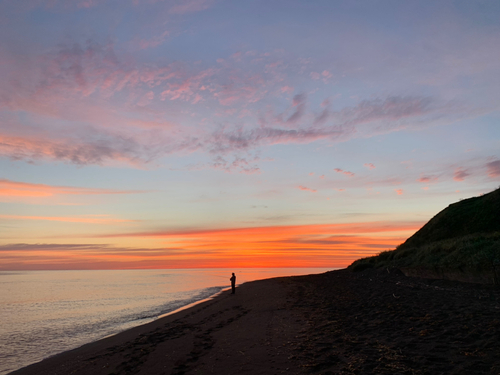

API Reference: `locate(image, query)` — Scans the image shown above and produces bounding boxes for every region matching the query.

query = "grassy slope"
[349,188,500,283]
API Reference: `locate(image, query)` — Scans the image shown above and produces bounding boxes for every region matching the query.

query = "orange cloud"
[0,221,423,270]
[112,221,420,238]
[0,215,135,224]
[103,221,421,267]
[395,189,404,195]
[0,179,144,199]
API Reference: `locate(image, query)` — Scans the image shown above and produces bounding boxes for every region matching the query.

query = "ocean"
[0,268,331,374]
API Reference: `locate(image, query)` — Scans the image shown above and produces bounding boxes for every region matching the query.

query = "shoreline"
[10,269,500,374]
[94,287,230,343]
[157,287,231,320]
[10,275,301,375]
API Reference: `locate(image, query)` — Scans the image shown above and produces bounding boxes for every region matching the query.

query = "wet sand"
[11,269,500,374]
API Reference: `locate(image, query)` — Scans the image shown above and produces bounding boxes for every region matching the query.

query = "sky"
[0,0,499,270]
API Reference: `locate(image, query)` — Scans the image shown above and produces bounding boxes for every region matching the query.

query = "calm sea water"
[0,268,330,374]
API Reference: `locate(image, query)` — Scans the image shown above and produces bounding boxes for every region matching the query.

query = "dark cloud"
[417,175,439,183]
[453,168,469,181]
[337,96,435,125]
[0,125,165,166]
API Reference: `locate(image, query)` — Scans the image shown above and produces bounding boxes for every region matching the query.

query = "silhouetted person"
[230,272,236,294]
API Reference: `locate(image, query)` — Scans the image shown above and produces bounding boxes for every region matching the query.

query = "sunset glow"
[1,1,499,270]
[0,221,419,270]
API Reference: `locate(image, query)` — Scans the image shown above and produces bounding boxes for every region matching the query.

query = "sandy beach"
[11,269,500,375]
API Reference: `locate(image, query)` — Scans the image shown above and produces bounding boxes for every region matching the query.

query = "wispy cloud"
[206,95,469,164]
[0,214,136,224]
[205,155,261,174]
[0,179,144,198]
[0,23,490,173]
[334,168,355,177]
[98,221,423,238]
[297,185,317,193]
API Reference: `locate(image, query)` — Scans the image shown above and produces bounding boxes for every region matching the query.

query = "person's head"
[232,273,235,276]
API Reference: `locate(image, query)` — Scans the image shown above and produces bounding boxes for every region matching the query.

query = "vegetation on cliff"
[349,187,500,283]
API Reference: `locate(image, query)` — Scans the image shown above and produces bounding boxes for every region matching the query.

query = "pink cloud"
[7,84,456,173]
[297,185,317,193]
[364,163,376,170]
[214,83,264,106]
[265,60,284,70]
[310,72,320,80]
[334,168,355,177]
[395,189,404,195]
[322,70,332,78]
[486,160,500,178]
[453,168,469,181]
[0,40,187,115]
[417,174,438,183]
[160,68,216,102]
[0,36,482,174]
